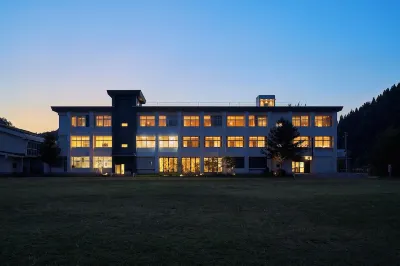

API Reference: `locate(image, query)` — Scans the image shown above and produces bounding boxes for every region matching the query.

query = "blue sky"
[1,0,399,132]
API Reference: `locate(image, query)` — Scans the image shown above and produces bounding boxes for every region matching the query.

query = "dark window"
[249,157,266,168]
[212,115,222,126]
[168,118,178,127]
[12,162,17,169]
[232,157,245,168]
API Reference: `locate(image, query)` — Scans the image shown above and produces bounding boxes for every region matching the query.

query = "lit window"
[182,136,199,148]
[71,156,90,168]
[294,136,310,147]
[314,136,333,148]
[304,156,312,161]
[204,115,222,127]
[259,99,275,107]
[257,116,267,127]
[249,115,255,127]
[121,144,128,148]
[159,157,178,173]
[93,156,112,168]
[204,157,222,173]
[136,136,156,148]
[182,157,200,173]
[205,136,221,147]
[315,116,332,127]
[140,116,155,127]
[276,122,283,127]
[204,115,211,127]
[96,115,111,127]
[292,116,309,127]
[159,115,167,127]
[249,136,266,148]
[227,116,245,127]
[94,136,112,148]
[183,116,200,127]
[292,162,304,173]
[159,136,178,148]
[71,136,90,148]
[71,116,86,127]
[227,136,244,147]
[121,123,128,127]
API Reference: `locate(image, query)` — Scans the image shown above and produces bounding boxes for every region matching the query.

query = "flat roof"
[107,90,146,104]
[51,105,343,113]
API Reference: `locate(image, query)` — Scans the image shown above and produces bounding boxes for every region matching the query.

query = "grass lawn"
[1,177,400,265]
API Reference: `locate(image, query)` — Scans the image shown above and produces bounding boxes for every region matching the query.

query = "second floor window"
[159,136,178,148]
[94,136,112,148]
[183,136,199,148]
[294,136,310,147]
[227,136,244,147]
[96,115,111,127]
[71,136,90,148]
[227,116,245,127]
[249,136,266,147]
[315,136,333,148]
[140,116,155,127]
[315,116,332,127]
[71,116,86,127]
[292,116,309,127]
[205,136,221,147]
[183,116,200,127]
[136,136,156,148]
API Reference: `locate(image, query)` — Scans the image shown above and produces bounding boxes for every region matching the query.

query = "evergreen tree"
[39,133,61,173]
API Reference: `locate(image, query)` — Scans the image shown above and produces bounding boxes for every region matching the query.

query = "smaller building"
[0,124,44,174]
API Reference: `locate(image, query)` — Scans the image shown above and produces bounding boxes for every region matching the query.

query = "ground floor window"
[249,157,265,169]
[204,157,222,173]
[71,157,90,168]
[93,156,112,169]
[182,157,200,173]
[159,157,178,173]
[292,161,305,173]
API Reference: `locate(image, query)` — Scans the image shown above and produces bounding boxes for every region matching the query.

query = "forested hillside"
[338,83,400,175]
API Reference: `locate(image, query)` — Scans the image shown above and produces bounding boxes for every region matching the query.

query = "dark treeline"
[338,83,400,175]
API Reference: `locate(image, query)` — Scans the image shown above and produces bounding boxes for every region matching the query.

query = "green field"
[1,177,399,265]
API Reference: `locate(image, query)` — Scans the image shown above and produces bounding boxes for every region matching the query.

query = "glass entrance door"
[115,164,125,175]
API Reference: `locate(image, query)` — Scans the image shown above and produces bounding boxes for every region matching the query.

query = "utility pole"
[344,132,348,173]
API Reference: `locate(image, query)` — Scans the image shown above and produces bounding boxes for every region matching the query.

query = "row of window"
[71,115,333,128]
[71,135,333,148]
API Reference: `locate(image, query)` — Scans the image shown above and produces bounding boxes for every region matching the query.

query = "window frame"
[93,156,112,169]
[94,136,112,148]
[71,136,90,148]
[159,136,178,148]
[227,115,245,127]
[314,115,332,127]
[292,115,309,127]
[314,136,333,148]
[227,136,244,148]
[249,136,266,148]
[159,157,178,173]
[182,136,200,148]
[181,157,200,173]
[159,115,167,127]
[204,136,221,148]
[204,157,222,173]
[139,116,156,127]
[96,115,112,127]
[71,116,86,127]
[294,136,310,148]
[136,136,156,148]
[183,116,200,127]
[71,156,90,168]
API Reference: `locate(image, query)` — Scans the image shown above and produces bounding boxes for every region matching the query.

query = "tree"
[0,117,12,127]
[261,118,304,175]
[39,133,61,173]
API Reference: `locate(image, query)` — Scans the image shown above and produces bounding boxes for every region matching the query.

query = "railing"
[145,101,294,107]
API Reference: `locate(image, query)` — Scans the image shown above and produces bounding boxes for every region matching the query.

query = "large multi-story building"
[51,90,342,175]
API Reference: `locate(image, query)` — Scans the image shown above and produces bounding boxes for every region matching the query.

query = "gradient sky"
[1,0,399,132]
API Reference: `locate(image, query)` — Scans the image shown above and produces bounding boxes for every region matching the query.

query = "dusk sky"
[1,0,399,132]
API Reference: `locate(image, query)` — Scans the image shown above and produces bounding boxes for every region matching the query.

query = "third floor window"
[140,116,155,127]
[249,115,267,127]
[204,115,222,127]
[315,116,332,127]
[159,115,167,127]
[183,116,200,127]
[96,115,111,127]
[71,116,87,127]
[292,116,309,127]
[227,116,245,127]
